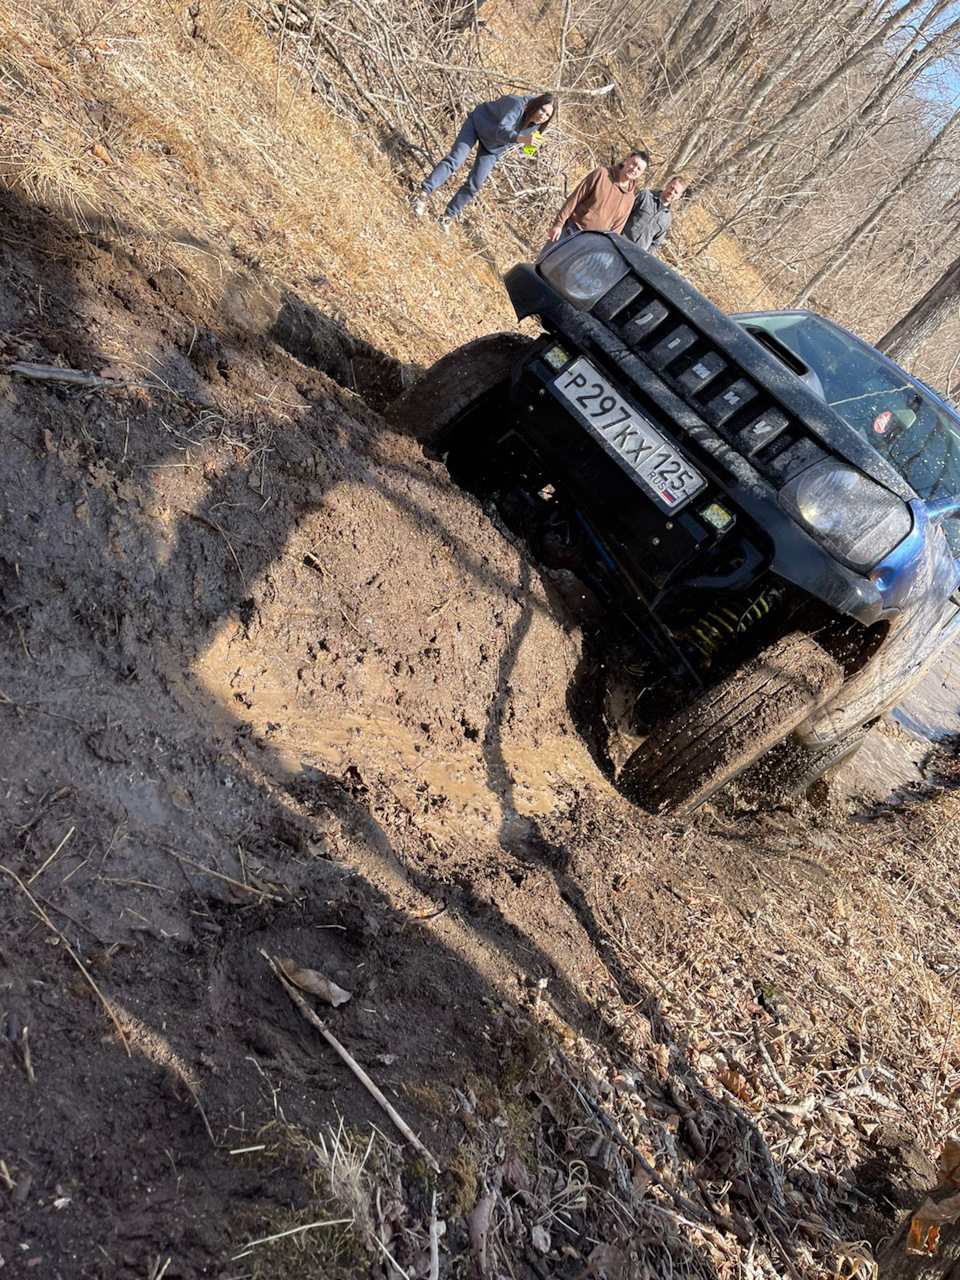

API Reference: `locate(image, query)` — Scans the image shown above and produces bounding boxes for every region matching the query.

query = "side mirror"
[926,496,960,523]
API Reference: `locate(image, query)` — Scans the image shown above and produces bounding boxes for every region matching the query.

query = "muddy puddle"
[194,607,606,849]
[844,644,960,797]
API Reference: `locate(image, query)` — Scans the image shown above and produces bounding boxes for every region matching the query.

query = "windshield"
[739,312,960,555]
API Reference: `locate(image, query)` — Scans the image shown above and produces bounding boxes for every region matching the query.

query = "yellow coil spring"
[686,593,778,665]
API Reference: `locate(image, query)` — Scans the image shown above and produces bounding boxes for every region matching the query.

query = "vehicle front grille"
[593,276,826,485]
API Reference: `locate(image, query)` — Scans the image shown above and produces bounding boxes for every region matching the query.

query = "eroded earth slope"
[2,190,959,1280]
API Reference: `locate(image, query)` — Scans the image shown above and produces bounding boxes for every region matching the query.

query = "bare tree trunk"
[876,254,960,367]
[663,0,725,90]
[793,111,960,306]
[663,0,720,63]
[776,3,960,230]
[702,0,932,185]
[668,27,759,170]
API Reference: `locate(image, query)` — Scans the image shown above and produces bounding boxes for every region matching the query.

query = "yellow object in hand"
[522,130,543,157]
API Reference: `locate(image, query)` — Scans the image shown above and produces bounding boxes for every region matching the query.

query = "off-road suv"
[393,233,960,812]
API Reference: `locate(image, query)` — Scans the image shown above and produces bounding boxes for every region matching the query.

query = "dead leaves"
[718,1065,757,1107]
[906,1214,942,1257]
[467,1193,494,1275]
[832,1241,877,1279]
[905,1190,960,1257]
[901,1140,960,1259]
[275,957,351,1007]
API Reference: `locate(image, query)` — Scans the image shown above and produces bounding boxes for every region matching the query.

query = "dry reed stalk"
[262,950,441,1173]
[0,863,131,1055]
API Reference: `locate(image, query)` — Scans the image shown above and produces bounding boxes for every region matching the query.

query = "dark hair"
[627,149,650,166]
[521,93,556,132]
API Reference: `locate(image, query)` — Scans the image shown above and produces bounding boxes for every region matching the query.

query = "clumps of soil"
[2,188,958,1280]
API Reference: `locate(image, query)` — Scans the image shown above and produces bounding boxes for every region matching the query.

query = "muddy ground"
[1,190,958,1280]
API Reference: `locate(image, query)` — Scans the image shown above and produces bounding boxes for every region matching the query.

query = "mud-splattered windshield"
[739,311,960,556]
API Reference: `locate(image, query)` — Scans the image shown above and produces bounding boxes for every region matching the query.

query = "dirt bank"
[2,190,959,1280]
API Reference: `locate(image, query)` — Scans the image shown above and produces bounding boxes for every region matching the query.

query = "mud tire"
[619,632,844,815]
[758,727,868,799]
[388,333,531,447]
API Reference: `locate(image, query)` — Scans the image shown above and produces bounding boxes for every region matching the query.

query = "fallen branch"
[164,847,283,902]
[9,361,117,387]
[262,950,440,1172]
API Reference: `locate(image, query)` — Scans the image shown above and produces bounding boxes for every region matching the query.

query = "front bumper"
[504,262,885,627]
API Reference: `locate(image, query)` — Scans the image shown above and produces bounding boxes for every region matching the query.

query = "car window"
[740,313,960,555]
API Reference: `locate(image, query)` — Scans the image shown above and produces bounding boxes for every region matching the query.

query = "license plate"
[555,357,705,510]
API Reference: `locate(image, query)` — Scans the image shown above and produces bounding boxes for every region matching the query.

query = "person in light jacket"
[413,92,556,231]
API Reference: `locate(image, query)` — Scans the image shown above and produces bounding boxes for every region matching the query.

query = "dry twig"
[27,824,76,885]
[0,864,131,1056]
[262,950,440,1172]
[163,847,283,902]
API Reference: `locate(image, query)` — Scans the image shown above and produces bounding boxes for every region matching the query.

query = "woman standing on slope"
[412,92,556,231]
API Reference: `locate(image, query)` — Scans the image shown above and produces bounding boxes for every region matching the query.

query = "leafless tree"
[249,0,960,390]
[700,0,935,185]
[793,109,960,305]
[877,252,960,368]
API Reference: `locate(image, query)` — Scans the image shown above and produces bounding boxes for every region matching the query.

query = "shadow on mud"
[0,187,879,1276]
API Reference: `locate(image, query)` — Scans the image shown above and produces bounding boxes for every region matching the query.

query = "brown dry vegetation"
[0,0,519,368]
[1,3,960,1280]
[0,0,782,371]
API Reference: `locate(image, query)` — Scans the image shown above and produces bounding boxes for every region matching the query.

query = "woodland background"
[245,0,960,393]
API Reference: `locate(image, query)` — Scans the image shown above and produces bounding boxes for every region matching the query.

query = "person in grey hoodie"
[623,175,687,255]
[413,92,555,230]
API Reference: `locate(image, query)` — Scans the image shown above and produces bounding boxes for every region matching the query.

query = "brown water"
[846,643,960,797]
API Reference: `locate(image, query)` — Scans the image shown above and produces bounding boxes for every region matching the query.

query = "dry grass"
[0,0,789,389]
[0,0,524,369]
[226,1118,390,1277]
[528,769,960,1279]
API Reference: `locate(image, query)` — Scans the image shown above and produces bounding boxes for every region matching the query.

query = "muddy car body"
[394,232,960,811]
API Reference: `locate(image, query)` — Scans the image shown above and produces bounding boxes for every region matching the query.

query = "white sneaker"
[411,194,427,217]
[437,215,453,234]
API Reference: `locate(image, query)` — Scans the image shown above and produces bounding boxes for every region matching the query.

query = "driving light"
[779,459,912,571]
[539,234,629,310]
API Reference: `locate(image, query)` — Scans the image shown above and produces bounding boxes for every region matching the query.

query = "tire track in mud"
[2,187,954,1279]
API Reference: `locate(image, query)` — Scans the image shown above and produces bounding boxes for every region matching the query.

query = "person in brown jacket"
[546,151,649,243]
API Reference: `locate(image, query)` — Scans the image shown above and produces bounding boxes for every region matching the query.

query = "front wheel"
[619,632,844,815]
[388,332,532,449]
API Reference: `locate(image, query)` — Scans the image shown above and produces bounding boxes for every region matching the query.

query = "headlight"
[779,459,912,571]
[539,233,629,310]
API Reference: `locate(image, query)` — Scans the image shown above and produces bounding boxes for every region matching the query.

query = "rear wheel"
[749,727,867,800]
[389,333,532,449]
[619,631,844,815]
